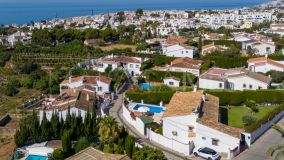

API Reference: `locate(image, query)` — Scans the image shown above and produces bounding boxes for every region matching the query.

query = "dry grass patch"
[97,44,137,52]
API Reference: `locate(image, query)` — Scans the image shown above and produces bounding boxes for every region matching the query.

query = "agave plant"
[266,124,284,160]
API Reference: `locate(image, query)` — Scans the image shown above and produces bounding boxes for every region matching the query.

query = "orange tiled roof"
[163,91,203,117]
[197,94,244,138]
[61,76,112,85]
[247,57,284,69]
[166,38,188,45]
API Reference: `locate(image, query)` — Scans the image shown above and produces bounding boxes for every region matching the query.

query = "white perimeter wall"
[147,128,193,155]
[122,105,145,135]
[244,110,284,145]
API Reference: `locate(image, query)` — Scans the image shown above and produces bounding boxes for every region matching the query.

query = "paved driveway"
[235,117,284,160]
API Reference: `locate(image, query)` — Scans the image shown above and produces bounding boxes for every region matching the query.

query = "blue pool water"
[25,155,47,160]
[133,104,164,114]
[139,83,153,89]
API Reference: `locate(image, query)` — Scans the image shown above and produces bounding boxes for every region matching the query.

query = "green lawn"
[220,106,277,128]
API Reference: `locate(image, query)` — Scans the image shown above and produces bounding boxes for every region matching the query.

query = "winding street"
[108,80,189,160]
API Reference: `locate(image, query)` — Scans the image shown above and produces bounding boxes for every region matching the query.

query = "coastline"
[0,0,270,25]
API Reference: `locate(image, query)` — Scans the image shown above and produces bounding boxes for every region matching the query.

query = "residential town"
[0,0,284,160]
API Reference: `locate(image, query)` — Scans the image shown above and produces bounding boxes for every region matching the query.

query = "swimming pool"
[25,155,47,160]
[133,104,164,114]
[139,83,153,89]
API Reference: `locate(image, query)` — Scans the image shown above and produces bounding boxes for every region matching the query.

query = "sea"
[0,0,267,25]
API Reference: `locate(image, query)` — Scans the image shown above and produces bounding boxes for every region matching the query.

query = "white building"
[6,31,31,47]
[93,55,145,76]
[60,75,112,95]
[242,40,276,55]
[162,91,243,158]
[155,57,202,76]
[247,56,284,73]
[39,88,97,122]
[163,77,180,87]
[199,67,272,90]
[162,44,196,58]
[268,23,284,36]
[201,43,228,55]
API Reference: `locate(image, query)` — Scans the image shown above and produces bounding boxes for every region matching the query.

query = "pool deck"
[127,103,165,123]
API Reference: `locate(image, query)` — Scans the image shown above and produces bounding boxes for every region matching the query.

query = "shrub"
[242,115,257,126]
[250,106,259,113]
[245,100,256,108]
[266,70,284,83]
[75,137,90,153]
[244,105,284,132]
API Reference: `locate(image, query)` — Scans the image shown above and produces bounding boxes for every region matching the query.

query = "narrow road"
[108,80,188,160]
[235,117,284,160]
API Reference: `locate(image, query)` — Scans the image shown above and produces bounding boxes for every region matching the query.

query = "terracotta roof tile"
[163,91,203,117]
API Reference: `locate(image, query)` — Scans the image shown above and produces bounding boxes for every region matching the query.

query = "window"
[172,131,178,136]
[169,81,174,86]
[186,51,188,53]
[136,64,139,68]
[188,126,194,131]
[202,137,206,140]
[181,51,184,54]
[249,85,253,89]
[212,139,219,146]
[130,64,133,68]
[258,86,262,89]
[98,87,102,91]
[243,84,246,88]
[219,83,223,88]
[108,64,112,67]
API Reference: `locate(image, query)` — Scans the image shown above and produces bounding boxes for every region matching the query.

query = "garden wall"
[243,110,284,146]
[122,105,145,135]
[146,128,193,155]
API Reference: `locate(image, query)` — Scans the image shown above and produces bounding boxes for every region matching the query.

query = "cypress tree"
[62,130,72,155]
[125,135,135,158]
[41,111,50,140]
[51,111,60,138]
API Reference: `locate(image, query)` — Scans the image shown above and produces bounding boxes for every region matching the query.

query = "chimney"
[86,94,89,101]
[268,74,271,78]
[69,77,72,83]
[73,89,76,93]
[193,85,197,92]
[265,54,268,59]
[202,92,206,102]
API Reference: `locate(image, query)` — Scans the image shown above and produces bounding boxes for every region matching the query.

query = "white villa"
[162,91,243,158]
[93,55,146,76]
[247,56,284,73]
[199,67,272,90]
[163,77,180,87]
[242,39,276,55]
[154,57,202,76]
[162,44,196,58]
[201,43,228,55]
[123,91,243,159]
[60,75,112,96]
[39,87,97,122]
[268,23,284,36]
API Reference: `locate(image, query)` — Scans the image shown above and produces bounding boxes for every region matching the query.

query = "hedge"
[125,91,175,104]
[208,90,284,106]
[244,105,284,132]
[126,90,284,106]
[145,70,197,83]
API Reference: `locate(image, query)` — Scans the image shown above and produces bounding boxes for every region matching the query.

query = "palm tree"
[266,124,284,160]
[98,116,122,143]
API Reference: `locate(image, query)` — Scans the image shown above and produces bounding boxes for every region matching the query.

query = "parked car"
[193,147,221,160]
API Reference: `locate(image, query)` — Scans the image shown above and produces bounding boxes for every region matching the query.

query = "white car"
[193,147,221,160]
